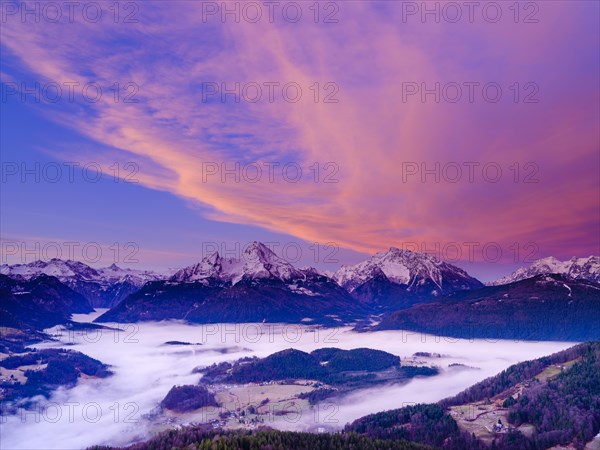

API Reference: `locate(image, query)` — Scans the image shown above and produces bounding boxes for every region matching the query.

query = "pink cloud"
[2,1,598,261]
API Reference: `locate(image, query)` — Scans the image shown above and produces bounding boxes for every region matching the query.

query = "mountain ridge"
[375,273,600,341]
[0,258,164,308]
[3,246,599,331]
[93,244,490,324]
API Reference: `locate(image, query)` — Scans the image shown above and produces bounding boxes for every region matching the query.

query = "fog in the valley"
[1,310,575,449]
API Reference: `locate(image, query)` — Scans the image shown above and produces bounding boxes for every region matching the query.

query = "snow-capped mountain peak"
[241,241,301,282]
[170,241,302,285]
[170,252,237,283]
[491,255,600,285]
[333,247,482,295]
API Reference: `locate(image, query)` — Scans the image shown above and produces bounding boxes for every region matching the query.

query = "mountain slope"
[95,275,364,325]
[0,274,93,329]
[490,255,599,285]
[346,341,600,450]
[376,274,600,341]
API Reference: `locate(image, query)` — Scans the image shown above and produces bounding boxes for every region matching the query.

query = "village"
[161,378,338,431]
[448,360,579,445]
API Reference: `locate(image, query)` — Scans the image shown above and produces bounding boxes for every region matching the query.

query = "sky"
[1,0,599,281]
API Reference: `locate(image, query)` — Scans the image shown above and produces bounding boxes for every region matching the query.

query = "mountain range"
[94,243,491,324]
[0,259,163,308]
[95,246,364,325]
[1,245,598,339]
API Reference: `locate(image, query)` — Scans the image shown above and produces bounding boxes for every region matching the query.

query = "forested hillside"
[348,341,600,450]
[90,427,433,450]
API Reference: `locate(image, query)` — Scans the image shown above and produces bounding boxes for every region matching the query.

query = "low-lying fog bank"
[1,310,576,449]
